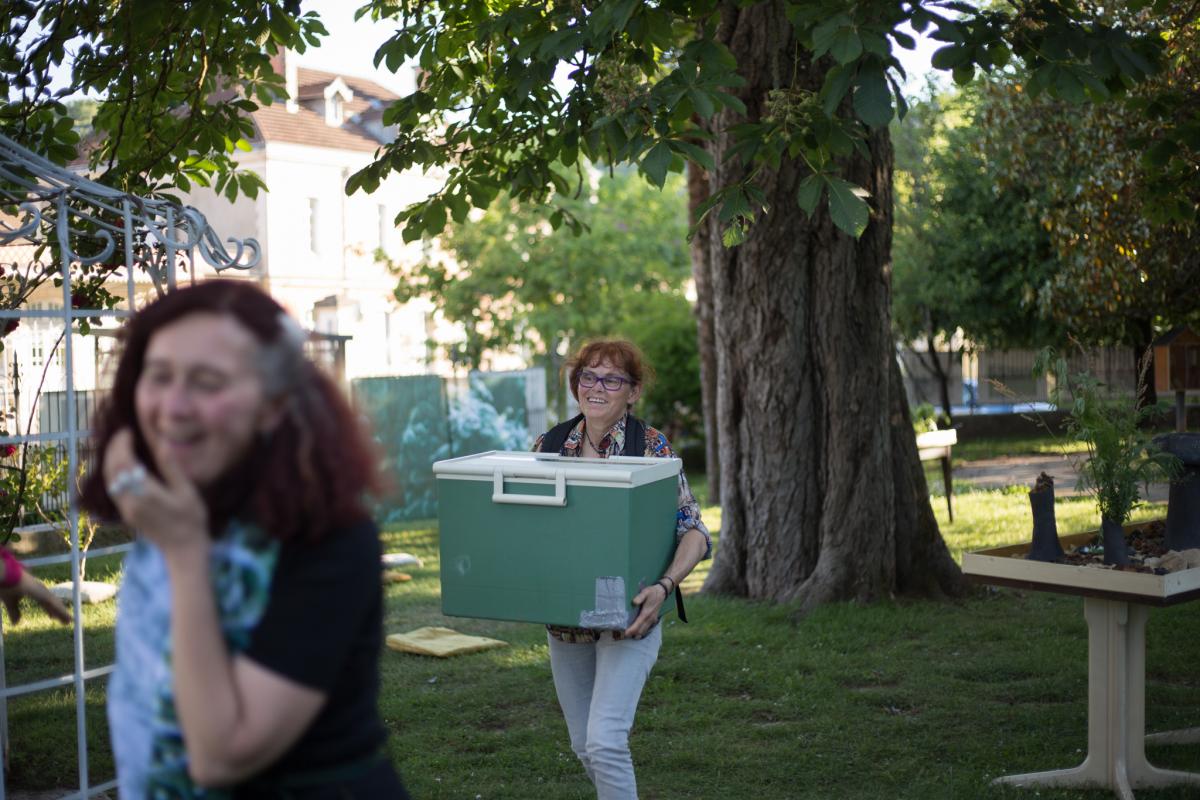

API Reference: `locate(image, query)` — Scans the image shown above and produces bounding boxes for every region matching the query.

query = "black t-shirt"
[239,518,388,779]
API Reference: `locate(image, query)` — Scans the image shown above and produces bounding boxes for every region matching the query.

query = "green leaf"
[1090,45,1117,79]
[820,65,854,116]
[1141,138,1178,169]
[887,74,909,121]
[1076,68,1110,101]
[830,29,863,65]
[713,91,747,116]
[1051,66,1086,103]
[930,45,968,70]
[988,43,1011,69]
[853,69,893,128]
[1026,67,1051,97]
[689,88,715,119]
[796,174,823,215]
[826,177,870,238]
[1111,46,1155,81]
[910,7,932,33]
[722,222,747,248]
[717,187,751,224]
[641,141,673,188]
[400,221,422,244]
[668,139,716,172]
[860,30,890,59]
[812,14,852,59]
[695,39,738,70]
[424,201,447,235]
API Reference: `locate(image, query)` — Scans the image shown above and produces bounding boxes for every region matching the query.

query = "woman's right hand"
[103,428,209,554]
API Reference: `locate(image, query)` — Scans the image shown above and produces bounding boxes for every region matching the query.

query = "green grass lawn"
[2,450,1198,798]
[950,424,1188,465]
[952,431,1086,464]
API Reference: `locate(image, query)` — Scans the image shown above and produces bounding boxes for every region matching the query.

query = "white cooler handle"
[492,468,567,506]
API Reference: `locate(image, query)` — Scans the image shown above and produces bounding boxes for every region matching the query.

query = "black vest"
[538,412,646,456]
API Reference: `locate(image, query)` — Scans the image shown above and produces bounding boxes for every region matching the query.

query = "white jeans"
[547,626,662,800]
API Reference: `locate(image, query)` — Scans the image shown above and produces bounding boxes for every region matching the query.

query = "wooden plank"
[915,429,957,449]
[962,520,1200,603]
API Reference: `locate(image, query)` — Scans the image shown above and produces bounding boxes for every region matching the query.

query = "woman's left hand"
[103,428,208,554]
[624,581,669,639]
[1,570,72,625]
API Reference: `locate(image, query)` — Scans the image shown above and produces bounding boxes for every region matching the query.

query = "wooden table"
[916,428,957,521]
[963,528,1200,799]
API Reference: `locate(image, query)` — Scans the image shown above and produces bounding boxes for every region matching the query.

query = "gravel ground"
[955,453,1170,502]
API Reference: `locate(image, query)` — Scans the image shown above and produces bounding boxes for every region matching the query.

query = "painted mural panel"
[353,370,539,523]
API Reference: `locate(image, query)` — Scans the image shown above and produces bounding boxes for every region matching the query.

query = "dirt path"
[954,453,1170,502]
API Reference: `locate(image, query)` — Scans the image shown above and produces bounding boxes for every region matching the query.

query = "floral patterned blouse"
[532,414,711,642]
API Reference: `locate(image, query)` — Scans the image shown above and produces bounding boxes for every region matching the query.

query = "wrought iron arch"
[0,133,260,799]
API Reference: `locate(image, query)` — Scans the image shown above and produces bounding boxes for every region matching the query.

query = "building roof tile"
[250,103,383,153]
[295,67,400,103]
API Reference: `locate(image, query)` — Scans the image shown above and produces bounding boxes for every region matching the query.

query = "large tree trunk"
[700,2,966,609]
[689,160,721,505]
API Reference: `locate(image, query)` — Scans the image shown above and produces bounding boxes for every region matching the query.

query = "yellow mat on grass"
[386,626,508,658]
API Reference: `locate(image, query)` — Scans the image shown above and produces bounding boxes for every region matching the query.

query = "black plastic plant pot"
[1155,432,1200,552]
[1101,518,1130,566]
[1026,485,1064,562]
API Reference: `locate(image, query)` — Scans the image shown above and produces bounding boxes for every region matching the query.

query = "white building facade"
[0,54,534,439]
[183,56,458,382]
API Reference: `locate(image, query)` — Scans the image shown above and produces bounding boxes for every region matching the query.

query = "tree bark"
[1131,316,1156,409]
[700,2,967,609]
[689,160,721,505]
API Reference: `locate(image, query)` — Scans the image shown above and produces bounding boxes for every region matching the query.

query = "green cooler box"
[433,451,681,628]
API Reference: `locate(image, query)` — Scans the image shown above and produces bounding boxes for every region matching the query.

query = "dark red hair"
[78,280,383,542]
[566,339,655,402]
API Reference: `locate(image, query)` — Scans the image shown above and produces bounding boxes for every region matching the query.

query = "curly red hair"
[566,339,655,401]
[78,280,382,542]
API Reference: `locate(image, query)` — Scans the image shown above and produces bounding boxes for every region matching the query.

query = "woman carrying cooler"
[532,338,711,800]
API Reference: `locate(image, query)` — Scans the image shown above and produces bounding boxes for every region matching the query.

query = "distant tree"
[973,4,1200,401]
[614,293,702,445]
[384,168,692,420]
[892,87,1066,419]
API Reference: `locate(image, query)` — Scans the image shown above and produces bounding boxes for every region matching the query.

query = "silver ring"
[107,464,148,498]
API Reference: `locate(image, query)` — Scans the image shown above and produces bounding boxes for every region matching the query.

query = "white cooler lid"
[432,450,681,488]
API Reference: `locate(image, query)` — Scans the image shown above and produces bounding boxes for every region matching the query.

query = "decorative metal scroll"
[0,133,260,291]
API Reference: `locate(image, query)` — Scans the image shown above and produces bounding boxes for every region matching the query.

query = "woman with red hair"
[80,280,407,799]
[534,338,711,800]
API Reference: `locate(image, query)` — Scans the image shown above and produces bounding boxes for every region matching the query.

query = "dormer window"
[323,78,354,127]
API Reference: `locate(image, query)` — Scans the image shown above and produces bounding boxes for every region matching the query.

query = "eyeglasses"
[578,370,635,392]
